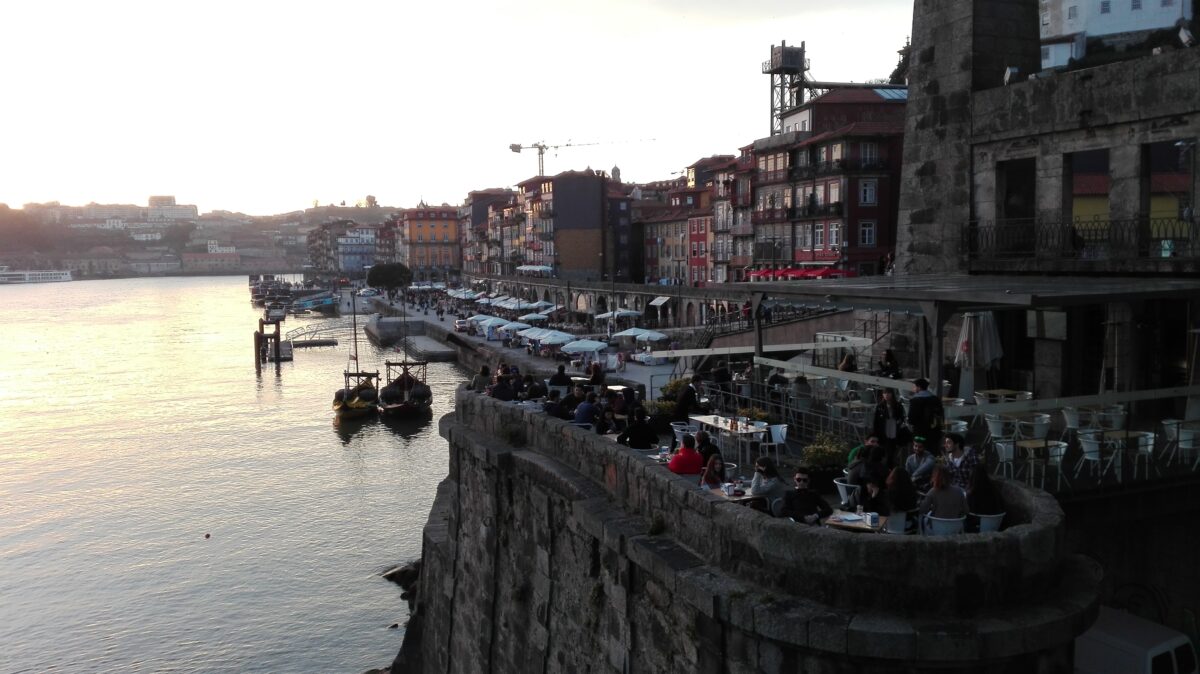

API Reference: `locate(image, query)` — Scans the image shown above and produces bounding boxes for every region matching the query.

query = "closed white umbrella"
[561,339,609,354]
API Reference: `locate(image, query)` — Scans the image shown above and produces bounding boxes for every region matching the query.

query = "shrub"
[801,432,851,468]
[658,378,689,400]
[644,400,676,418]
[737,406,769,422]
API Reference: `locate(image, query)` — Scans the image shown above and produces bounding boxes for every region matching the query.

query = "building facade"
[397,206,459,282]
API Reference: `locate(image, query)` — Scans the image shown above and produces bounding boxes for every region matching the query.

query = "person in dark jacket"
[906,378,944,453]
[542,389,565,418]
[872,387,908,465]
[617,407,659,449]
[779,466,833,524]
[673,375,702,423]
[695,430,721,466]
[548,364,572,386]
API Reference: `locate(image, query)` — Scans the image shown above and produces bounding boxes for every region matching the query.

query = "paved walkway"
[384,298,679,397]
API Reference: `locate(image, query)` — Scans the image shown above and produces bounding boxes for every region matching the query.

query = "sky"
[1,0,912,216]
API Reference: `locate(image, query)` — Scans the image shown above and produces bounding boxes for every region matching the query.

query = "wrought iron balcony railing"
[965,217,1200,262]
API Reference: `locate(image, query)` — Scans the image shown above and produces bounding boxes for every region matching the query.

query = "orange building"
[397,204,460,282]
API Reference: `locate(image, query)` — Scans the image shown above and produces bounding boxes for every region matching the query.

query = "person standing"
[872,388,908,465]
[906,378,944,453]
[673,374,701,423]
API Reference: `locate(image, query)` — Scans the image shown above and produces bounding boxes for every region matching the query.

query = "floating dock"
[403,336,456,362]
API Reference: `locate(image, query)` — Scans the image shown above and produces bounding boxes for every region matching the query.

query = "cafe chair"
[1179,428,1200,471]
[1130,432,1159,481]
[993,440,1016,479]
[1074,431,1118,483]
[758,424,789,463]
[884,510,911,535]
[984,415,1016,458]
[974,512,1006,533]
[1097,407,1127,431]
[832,477,859,509]
[921,515,966,536]
[1059,407,1091,444]
[944,420,969,435]
[1161,419,1182,465]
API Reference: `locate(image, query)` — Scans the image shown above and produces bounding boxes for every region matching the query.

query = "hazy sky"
[1,0,912,216]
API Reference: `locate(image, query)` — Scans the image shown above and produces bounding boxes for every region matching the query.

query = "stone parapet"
[404,388,1101,671]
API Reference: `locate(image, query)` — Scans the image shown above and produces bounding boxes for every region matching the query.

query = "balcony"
[730,254,753,267]
[537,231,554,242]
[758,169,788,184]
[751,208,788,224]
[840,157,890,172]
[734,193,752,207]
[713,250,732,263]
[965,217,1200,272]
[539,207,554,219]
[816,159,845,175]
[731,223,755,237]
[789,164,816,181]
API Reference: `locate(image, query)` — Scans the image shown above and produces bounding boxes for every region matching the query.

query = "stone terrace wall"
[405,389,1101,673]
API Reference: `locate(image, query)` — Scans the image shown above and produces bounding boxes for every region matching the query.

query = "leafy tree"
[367,262,412,301]
[365,195,378,208]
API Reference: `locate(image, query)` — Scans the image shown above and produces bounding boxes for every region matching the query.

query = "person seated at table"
[695,430,721,466]
[942,433,978,492]
[904,437,936,492]
[749,456,791,514]
[542,389,565,418]
[919,465,968,519]
[876,349,902,379]
[766,368,789,388]
[573,392,599,425]
[617,407,658,449]
[668,433,704,475]
[700,453,728,488]
[885,466,920,533]
[549,364,572,386]
[848,444,888,488]
[490,376,515,401]
[522,375,546,401]
[470,365,491,393]
[967,464,1004,519]
[560,385,587,416]
[779,466,833,524]
[595,407,620,435]
[609,390,628,416]
[847,473,889,515]
[588,359,604,386]
[846,435,880,472]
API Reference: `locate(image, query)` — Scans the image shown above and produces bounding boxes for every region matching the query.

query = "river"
[0,276,461,673]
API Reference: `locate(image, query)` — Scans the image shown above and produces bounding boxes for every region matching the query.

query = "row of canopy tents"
[611,326,669,342]
[745,267,858,281]
[461,315,612,357]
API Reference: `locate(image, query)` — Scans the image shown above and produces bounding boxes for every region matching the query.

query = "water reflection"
[380,413,434,442]
[332,415,380,444]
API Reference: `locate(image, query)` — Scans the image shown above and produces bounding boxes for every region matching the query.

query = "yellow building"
[398,204,460,281]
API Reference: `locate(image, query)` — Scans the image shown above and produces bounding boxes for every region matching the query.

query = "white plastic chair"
[1075,431,1117,483]
[1180,428,1200,471]
[944,420,969,435]
[832,477,859,508]
[974,512,1005,533]
[993,440,1016,479]
[1161,419,1182,465]
[921,515,966,536]
[1097,407,1127,431]
[1131,432,1158,481]
[884,510,909,535]
[984,415,1015,454]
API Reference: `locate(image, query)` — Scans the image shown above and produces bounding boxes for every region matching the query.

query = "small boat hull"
[378,401,433,419]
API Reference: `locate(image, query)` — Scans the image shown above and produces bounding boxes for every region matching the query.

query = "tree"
[365,195,378,208]
[367,262,412,301]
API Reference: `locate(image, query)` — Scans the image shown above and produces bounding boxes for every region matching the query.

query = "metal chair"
[832,477,859,509]
[921,515,966,536]
[1028,440,1071,491]
[1130,432,1158,481]
[758,424,789,463]
[1075,431,1118,483]
[993,440,1016,479]
[883,510,911,535]
[974,512,1006,533]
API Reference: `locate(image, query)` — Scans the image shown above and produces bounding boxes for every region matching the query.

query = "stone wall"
[399,390,1101,673]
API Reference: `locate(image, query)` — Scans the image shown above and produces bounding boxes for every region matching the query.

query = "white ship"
[0,266,73,283]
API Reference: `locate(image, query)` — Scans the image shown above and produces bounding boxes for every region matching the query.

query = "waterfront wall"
[397,389,1100,673]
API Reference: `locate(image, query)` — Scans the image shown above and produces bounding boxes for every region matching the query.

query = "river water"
[0,276,462,673]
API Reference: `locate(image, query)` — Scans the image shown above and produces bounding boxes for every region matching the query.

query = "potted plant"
[799,432,851,495]
[736,406,770,422]
[658,378,688,402]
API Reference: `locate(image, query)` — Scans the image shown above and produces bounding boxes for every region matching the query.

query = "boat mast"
[351,290,359,366]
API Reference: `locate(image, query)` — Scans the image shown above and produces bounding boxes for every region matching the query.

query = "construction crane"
[508,140,602,176]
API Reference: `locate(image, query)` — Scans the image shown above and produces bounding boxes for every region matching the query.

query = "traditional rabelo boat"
[377,359,433,419]
[332,292,379,419]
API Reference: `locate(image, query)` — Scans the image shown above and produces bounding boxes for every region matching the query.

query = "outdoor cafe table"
[976,388,1025,402]
[824,509,887,533]
[690,414,769,469]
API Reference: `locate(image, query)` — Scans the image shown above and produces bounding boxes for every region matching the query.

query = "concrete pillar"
[1108,144,1144,222]
[1033,338,1065,398]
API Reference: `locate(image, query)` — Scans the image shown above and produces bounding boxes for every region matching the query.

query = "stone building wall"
[399,390,1101,673]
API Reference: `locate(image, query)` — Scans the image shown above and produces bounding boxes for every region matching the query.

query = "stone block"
[914,619,981,661]
[846,612,917,660]
[626,535,704,593]
[807,611,848,655]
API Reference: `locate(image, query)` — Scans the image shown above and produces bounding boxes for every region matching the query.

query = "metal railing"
[965,217,1200,260]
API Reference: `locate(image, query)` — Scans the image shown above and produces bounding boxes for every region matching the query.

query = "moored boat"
[332,291,378,419]
[377,360,432,419]
[0,266,72,283]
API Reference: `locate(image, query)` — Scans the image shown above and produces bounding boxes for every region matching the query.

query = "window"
[1100,0,1110,13]
[798,224,812,249]
[829,182,841,205]
[829,223,841,247]
[859,179,878,205]
[860,142,879,166]
[1041,46,1050,61]
[1068,5,1078,17]
[814,224,825,248]
[1131,0,1141,8]
[859,220,876,247]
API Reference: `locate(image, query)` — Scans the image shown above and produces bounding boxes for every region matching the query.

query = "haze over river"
[0,276,460,673]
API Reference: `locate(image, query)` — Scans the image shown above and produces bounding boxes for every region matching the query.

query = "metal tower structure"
[762,40,808,136]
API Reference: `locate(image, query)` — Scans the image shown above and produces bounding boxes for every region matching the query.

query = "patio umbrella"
[538,332,575,346]
[612,327,650,338]
[955,311,1004,397]
[561,339,609,354]
[479,317,510,328]
[518,327,549,339]
[499,321,531,332]
[468,314,495,323]
[519,313,548,322]
[635,330,668,342]
[531,300,555,309]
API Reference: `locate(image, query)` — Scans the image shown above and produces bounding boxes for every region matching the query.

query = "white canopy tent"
[561,339,609,354]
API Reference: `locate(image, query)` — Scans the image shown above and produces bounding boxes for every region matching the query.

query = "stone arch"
[596,295,608,314]
[542,289,550,302]
[685,301,697,327]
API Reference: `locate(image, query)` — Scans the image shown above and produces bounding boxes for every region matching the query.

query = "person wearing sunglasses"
[779,466,832,525]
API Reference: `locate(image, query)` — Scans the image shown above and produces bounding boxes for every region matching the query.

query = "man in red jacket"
[668,434,704,475]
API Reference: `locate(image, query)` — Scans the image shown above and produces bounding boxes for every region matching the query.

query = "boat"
[332,292,379,419]
[377,359,433,419]
[0,266,72,283]
[264,302,289,321]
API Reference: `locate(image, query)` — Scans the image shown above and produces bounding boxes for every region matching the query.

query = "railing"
[789,165,815,181]
[965,217,1200,261]
[731,224,755,237]
[734,194,752,207]
[758,169,788,184]
[751,208,788,224]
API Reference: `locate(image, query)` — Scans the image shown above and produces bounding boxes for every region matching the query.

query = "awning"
[649,296,670,307]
